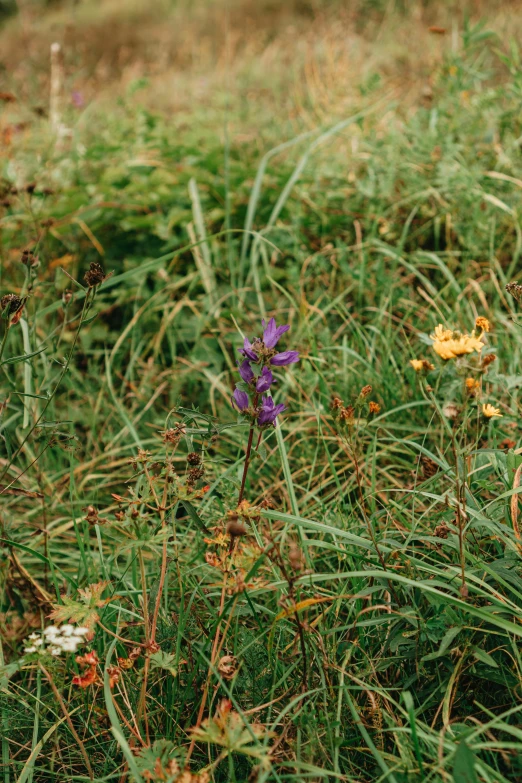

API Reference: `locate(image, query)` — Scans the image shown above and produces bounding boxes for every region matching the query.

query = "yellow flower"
[432,333,484,360]
[482,403,502,419]
[410,358,435,372]
[475,316,491,333]
[430,324,453,342]
[465,377,480,394]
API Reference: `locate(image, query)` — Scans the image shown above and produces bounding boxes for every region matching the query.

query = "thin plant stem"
[39,663,94,780]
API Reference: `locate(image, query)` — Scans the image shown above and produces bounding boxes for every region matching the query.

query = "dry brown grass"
[2,0,522,136]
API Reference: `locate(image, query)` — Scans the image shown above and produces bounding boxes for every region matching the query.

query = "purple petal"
[238,337,258,362]
[262,317,290,349]
[238,360,254,384]
[256,366,275,393]
[258,401,286,425]
[270,351,300,366]
[232,388,249,411]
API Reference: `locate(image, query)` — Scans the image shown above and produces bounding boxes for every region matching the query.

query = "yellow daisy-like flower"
[430,324,453,342]
[482,403,502,418]
[475,316,491,333]
[432,333,484,360]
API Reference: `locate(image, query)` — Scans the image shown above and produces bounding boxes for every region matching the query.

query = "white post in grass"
[50,42,70,148]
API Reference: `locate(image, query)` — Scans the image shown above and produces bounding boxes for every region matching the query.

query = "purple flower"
[256,366,275,393]
[270,351,300,366]
[238,337,258,362]
[71,91,84,108]
[257,395,286,426]
[238,360,254,384]
[262,317,290,349]
[232,388,249,411]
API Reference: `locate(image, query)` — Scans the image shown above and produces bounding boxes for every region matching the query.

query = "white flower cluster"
[24,625,90,657]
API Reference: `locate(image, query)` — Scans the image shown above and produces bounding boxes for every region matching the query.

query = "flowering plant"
[232,317,299,503]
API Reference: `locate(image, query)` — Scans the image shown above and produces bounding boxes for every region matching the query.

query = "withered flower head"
[434,522,449,539]
[475,316,491,333]
[84,262,106,288]
[162,424,186,444]
[340,405,355,423]
[506,281,522,303]
[217,655,238,680]
[482,353,496,368]
[421,456,438,479]
[360,385,372,397]
[187,451,202,466]
[226,519,248,538]
[187,465,205,484]
[331,396,344,409]
[1,293,22,316]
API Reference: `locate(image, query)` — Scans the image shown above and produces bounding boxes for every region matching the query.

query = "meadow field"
[3,1,522,781]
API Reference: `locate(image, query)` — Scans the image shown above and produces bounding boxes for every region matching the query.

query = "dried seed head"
[340,405,355,422]
[162,424,186,444]
[84,262,105,287]
[421,456,438,479]
[360,385,372,397]
[434,522,449,539]
[25,182,36,195]
[1,293,22,315]
[226,520,248,538]
[442,403,459,419]
[331,395,344,409]
[187,465,205,484]
[288,541,304,573]
[217,654,238,680]
[187,451,201,466]
[482,353,496,368]
[506,281,522,303]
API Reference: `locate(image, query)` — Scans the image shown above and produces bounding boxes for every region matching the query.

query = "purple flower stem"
[238,392,258,505]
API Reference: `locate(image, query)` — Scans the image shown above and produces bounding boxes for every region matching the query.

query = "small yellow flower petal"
[482,403,502,419]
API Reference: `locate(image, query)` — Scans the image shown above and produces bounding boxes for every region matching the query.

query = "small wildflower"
[360,385,372,397]
[232,388,249,412]
[482,403,502,419]
[257,395,285,426]
[465,377,480,395]
[410,358,434,373]
[368,401,381,414]
[475,316,491,333]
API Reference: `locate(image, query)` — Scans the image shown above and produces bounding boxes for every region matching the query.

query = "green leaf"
[453,740,478,783]
[150,651,178,677]
[0,347,46,367]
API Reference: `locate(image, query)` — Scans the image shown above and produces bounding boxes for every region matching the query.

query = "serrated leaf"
[150,651,178,677]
